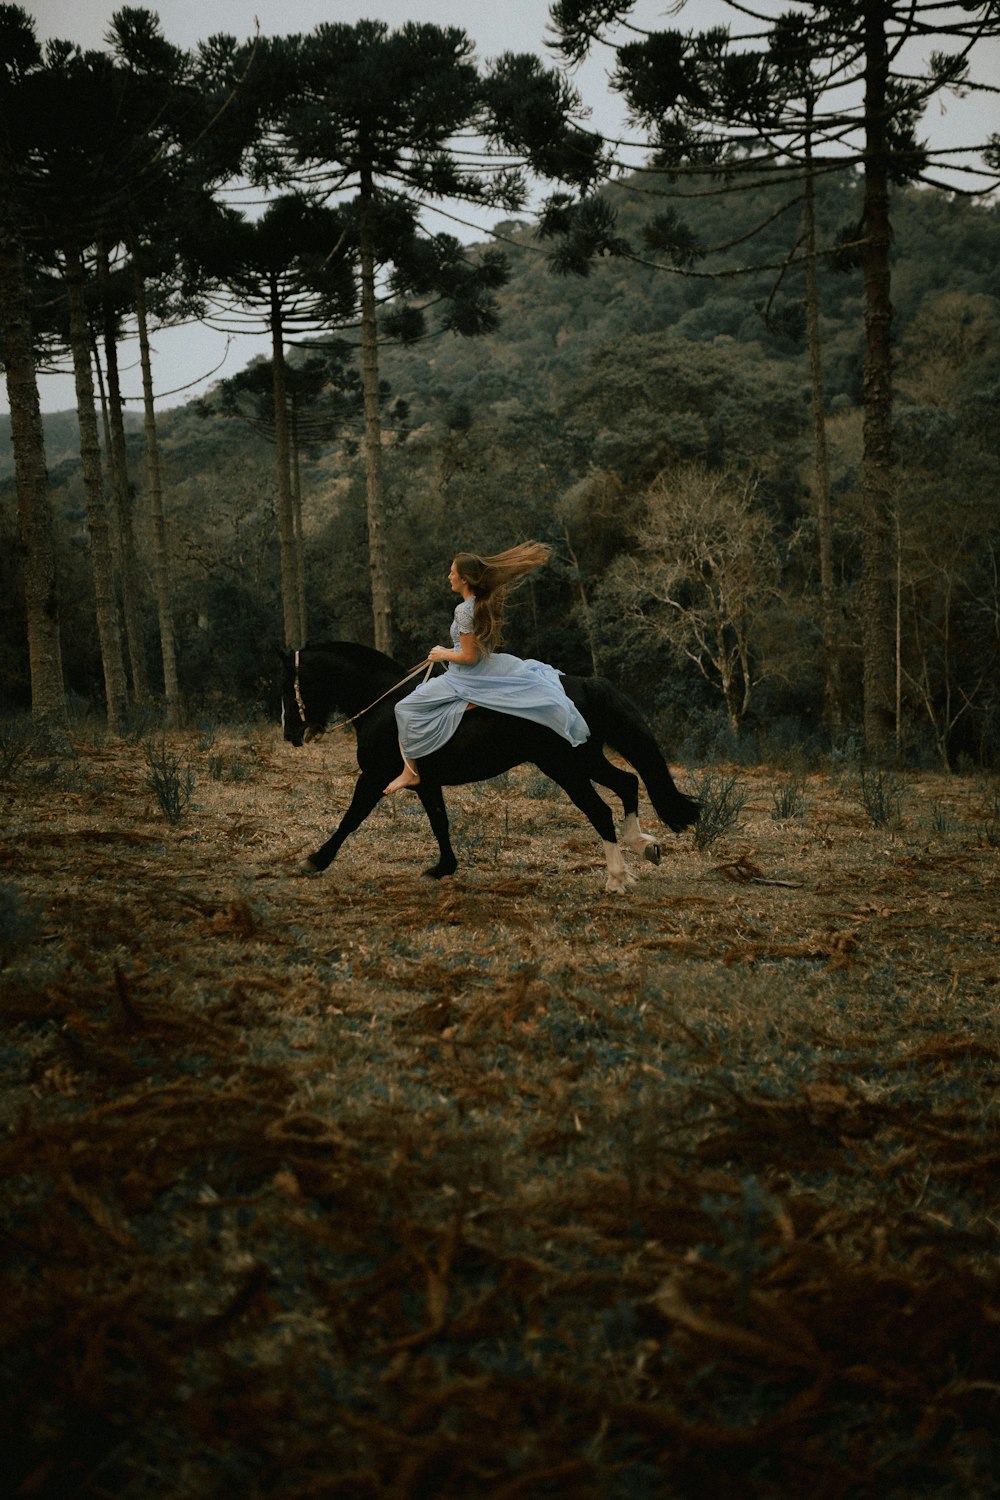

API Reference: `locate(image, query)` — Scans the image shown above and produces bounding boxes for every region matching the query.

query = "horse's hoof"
[644,842,662,866]
[299,857,322,878]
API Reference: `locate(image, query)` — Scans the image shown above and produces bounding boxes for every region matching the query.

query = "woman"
[384,542,590,793]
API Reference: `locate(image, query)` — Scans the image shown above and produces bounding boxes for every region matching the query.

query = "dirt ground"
[1,725,998,1498]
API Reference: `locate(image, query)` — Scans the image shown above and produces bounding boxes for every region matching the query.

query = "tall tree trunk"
[0,217,68,739]
[860,1,897,758]
[358,167,393,654]
[290,392,307,646]
[97,240,149,703]
[803,101,842,738]
[132,249,180,727]
[562,524,600,675]
[63,240,129,734]
[269,285,302,648]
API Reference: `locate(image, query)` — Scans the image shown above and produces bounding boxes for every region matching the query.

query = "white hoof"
[622,814,661,861]
[603,841,635,894]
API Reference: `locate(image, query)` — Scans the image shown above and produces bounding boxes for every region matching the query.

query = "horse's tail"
[588,680,700,833]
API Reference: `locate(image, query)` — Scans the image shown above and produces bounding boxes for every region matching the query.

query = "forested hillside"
[4,167,997,763]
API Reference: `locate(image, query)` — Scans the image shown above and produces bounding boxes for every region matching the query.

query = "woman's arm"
[428,632,480,666]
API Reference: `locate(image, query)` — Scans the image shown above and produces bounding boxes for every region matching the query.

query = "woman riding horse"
[384,541,590,794]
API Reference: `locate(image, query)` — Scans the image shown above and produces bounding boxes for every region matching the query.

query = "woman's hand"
[427,634,479,666]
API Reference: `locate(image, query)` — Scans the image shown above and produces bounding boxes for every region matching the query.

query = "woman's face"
[448,560,465,593]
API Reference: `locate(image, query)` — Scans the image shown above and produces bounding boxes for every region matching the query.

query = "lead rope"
[294,652,435,740]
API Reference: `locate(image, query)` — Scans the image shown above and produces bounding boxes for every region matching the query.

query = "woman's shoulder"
[454,597,475,630]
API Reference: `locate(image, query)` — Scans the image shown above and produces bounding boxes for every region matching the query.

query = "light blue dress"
[394,597,590,759]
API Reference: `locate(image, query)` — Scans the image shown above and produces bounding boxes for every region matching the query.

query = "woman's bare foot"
[384,766,420,794]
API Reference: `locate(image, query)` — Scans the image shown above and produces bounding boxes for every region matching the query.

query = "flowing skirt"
[394,653,590,760]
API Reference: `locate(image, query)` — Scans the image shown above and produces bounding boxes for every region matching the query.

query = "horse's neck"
[308,643,404,714]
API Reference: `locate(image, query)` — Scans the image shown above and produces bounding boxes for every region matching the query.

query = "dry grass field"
[1,722,998,1499]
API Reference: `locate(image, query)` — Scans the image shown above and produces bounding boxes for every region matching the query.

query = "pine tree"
[549,0,1000,755]
[0,7,69,739]
[272,20,604,652]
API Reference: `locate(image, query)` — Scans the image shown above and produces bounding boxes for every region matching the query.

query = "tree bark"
[269,282,302,648]
[0,217,68,739]
[563,524,600,675]
[358,167,393,654]
[803,100,842,737]
[290,392,308,646]
[97,240,149,703]
[860,1,897,758]
[132,249,181,727]
[63,240,129,734]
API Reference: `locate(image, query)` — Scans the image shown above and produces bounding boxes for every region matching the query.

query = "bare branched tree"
[612,462,780,733]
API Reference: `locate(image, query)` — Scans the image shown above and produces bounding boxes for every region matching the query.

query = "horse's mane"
[303,639,408,678]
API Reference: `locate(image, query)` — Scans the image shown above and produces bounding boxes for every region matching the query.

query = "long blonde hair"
[454,541,549,652]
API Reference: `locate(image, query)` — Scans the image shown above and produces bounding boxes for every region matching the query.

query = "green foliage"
[2,98,998,764]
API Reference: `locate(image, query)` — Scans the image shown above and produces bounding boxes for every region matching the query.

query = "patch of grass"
[770,775,806,821]
[0,881,37,967]
[0,717,34,780]
[973,779,1000,847]
[685,767,748,848]
[928,798,955,837]
[118,700,165,743]
[524,772,559,800]
[856,762,905,829]
[206,752,254,784]
[145,735,195,824]
[21,757,89,792]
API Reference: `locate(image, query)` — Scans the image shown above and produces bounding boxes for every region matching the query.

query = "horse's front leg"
[602,840,636,895]
[300,771,383,875]
[416,782,457,879]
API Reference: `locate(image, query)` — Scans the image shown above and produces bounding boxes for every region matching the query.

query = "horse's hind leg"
[587,753,662,866]
[416,783,457,879]
[538,752,633,895]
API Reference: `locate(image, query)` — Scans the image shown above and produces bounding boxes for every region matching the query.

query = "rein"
[294,651,434,742]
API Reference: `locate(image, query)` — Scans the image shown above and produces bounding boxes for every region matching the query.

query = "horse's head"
[276,646,329,747]
[277,640,404,746]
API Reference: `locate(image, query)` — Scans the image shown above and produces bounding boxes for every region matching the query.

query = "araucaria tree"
[6,35,133,731]
[273,19,604,652]
[550,0,1000,756]
[195,194,356,649]
[0,6,68,737]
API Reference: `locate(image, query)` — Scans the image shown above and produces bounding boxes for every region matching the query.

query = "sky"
[9,0,1000,416]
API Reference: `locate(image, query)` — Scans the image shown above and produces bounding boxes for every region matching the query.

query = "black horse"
[278,642,699,893]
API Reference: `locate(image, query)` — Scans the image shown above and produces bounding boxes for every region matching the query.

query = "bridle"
[291,649,434,743]
[290,651,324,742]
